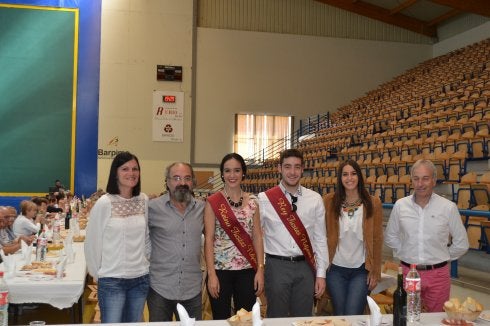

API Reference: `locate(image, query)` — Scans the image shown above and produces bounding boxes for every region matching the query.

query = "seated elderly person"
[0,206,35,255]
[13,200,44,236]
[47,194,64,213]
[32,196,55,219]
[6,206,35,244]
[3,206,18,242]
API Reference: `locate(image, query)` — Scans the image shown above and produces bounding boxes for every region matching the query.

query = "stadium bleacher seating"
[243,39,490,209]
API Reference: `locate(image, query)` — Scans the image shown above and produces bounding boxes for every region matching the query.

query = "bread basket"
[444,308,481,322]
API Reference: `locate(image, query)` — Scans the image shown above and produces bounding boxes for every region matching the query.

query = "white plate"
[45,251,60,258]
[357,320,390,326]
[28,275,54,281]
[292,318,353,326]
[479,312,490,322]
[292,321,332,326]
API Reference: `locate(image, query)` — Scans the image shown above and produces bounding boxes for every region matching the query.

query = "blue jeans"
[98,274,150,323]
[326,264,368,315]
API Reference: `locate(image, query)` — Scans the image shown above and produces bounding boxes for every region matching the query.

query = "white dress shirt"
[258,183,328,277]
[385,192,469,265]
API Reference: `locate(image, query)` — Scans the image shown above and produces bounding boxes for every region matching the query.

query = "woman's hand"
[254,269,264,296]
[367,273,378,291]
[18,235,35,246]
[207,273,220,299]
[35,214,45,225]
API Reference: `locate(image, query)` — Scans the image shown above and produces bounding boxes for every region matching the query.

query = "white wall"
[98,0,195,195]
[99,2,489,194]
[433,21,490,57]
[194,28,432,164]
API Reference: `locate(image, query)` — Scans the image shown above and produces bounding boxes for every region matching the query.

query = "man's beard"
[172,184,193,203]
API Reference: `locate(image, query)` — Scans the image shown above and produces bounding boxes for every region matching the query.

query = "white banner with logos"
[152,90,184,142]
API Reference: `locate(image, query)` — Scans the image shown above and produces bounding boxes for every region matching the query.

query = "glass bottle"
[393,266,407,326]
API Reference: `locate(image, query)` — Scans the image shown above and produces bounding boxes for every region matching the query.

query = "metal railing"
[194,114,331,196]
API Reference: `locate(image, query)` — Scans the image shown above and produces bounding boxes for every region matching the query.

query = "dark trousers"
[207,268,256,320]
[147,287,202,322]
[264,258,314,317]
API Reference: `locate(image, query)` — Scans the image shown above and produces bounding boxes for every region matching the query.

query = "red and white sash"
[265,186,316,272]
[208,192,258,270]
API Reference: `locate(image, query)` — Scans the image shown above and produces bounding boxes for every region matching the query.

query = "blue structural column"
[73,0,101,197]
[451,260,458,278]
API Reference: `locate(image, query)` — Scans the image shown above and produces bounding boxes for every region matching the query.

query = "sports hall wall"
[0,0,99,207]
[99,2,488,195]
[98,1,436,195]
[2,1,489,203]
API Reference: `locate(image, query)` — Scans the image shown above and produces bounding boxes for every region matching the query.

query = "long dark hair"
[220,153,247,181]
[332,159,373,219]
[106,151,141,196]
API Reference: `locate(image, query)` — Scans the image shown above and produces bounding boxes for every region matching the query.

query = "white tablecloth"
[372,272,397,294]
[0,242,86,309]
[60,311,490,325]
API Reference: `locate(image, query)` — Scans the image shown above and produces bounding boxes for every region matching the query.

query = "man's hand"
[314,277,326,299]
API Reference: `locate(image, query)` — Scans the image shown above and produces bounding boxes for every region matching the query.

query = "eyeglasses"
[169,176,193,182]
[290,194,298,212]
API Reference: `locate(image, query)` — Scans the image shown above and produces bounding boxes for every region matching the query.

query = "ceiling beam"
[427,9,461,27]
[389,0,418,15]
[315,0,436,37]
[429,0,490,17]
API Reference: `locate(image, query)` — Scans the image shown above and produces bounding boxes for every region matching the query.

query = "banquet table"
[372,272,396,294]
[0,241,87,323]
[58,311,490,325]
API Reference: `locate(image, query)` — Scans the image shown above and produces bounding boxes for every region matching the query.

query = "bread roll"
[444,301,456,312]
[449,298,461,309]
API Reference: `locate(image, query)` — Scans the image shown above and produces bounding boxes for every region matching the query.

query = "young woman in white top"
[85,151,150,323]
[323,159,383,315]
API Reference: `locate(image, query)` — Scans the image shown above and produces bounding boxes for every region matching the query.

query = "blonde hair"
[20,200,37,215]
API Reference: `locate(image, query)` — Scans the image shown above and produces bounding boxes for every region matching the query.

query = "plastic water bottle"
[405,264,421,323]
[52,213,61,245]
[0,271,9,326]
[36,232,47,262]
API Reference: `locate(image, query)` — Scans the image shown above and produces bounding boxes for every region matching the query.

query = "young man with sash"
[258,148,328,317]
[204,153,264,319]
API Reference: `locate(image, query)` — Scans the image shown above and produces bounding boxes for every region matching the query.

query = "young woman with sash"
[204,153,265,320]
[323,159,383,315]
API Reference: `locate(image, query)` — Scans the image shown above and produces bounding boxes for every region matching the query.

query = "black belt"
[401,260,447,271]
[266,253,305,262]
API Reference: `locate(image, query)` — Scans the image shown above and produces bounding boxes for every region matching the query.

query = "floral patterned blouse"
[213,193,258,270]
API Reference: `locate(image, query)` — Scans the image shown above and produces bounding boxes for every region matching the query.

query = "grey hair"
[411,159,437,180]
[164,162,197,186]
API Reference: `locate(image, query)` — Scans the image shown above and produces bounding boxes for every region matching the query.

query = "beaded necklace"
[341,198,362,218]
[223,188,243,208]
